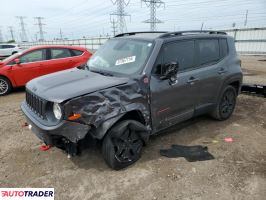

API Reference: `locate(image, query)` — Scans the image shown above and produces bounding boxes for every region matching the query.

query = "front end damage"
[21,78,151,156]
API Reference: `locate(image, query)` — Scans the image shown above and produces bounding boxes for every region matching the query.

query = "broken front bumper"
[21,101,90,145]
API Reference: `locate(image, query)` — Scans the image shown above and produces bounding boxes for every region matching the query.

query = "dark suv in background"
[21,30,243,170]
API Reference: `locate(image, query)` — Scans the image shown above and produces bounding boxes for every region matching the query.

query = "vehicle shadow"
[70,113,243,171]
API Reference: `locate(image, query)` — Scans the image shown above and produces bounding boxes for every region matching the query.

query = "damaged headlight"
[53,103,62,120]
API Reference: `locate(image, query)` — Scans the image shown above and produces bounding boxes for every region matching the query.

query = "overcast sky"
[0,0,266,41]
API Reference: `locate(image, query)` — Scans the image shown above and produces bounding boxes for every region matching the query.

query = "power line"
[35,17,46,41]
[141,0,165,31]
[16,16,28,42]
[110,0,130,33]
[8,26,15,41]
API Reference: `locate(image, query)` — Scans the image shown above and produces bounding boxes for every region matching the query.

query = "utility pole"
[110,16,118,36]
[201,22,204,30]
[8,26,15,41]
[110,0,130,33]
[16,16,28,42]
[142,0,165,31]
[0,27,3,42]
[35,17,45,41]
[244,10,248,26]
[60,28,63,40]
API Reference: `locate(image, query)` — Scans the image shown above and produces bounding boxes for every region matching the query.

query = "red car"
[0,45,92,95]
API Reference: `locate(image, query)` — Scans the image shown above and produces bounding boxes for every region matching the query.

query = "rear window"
[197,39,220,66]
[71,49,83,56]
[51,48,71,59]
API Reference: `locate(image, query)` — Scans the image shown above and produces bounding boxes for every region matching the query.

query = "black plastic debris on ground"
[160,145,215,162]
[241,84,266,98]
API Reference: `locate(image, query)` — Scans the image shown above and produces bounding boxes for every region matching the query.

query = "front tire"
[211,85,237,120]
[102,120,145,170]
[0,76,12,96]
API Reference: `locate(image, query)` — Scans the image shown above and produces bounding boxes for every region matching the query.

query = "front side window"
[153,40,195,75]
[20,49,46,63]
[2,45,15,49]
[197,39,219,66]
[87,39,154,75]
[51,48,71,59]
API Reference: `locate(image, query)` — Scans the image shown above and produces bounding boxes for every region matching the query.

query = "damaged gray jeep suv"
[21,31,243,170]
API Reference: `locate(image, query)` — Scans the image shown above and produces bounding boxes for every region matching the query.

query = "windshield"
[87,39,154,76]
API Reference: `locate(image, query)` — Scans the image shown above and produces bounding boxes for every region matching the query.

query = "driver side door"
[11,49,46,86]
[150,40,200,132]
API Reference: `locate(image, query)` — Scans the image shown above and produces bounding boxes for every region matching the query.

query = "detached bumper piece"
[241,84,266,98]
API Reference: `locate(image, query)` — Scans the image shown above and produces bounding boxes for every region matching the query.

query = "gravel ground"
[0,56,266,200]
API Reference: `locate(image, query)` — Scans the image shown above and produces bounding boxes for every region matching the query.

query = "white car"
[0,44,22,57]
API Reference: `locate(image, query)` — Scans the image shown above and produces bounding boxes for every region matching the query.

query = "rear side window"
[71,49,83,56]
[161,40,195,72]
[219,39,228,59]
[197,39,219,66]
[51,48,71,59]
[20,49,46,63]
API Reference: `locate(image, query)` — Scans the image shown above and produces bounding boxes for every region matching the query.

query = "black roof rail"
[115,31,168,37]
[159,30,227,38]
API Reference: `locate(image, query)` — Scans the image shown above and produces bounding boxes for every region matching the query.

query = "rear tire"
[211,85,237,120]
[102,120,144,170]
[0,76,12,96]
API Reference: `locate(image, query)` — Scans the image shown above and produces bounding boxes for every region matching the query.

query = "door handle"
[218,68,227,74]
[187,77,199,84]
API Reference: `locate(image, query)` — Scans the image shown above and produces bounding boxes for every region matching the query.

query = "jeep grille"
[26,90,46,118]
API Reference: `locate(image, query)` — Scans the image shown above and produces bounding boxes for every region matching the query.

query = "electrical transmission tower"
[35,17,45,41]
[8,26,15,41]
[110,0,130,33]
[110,16,118,36]
[16,16,28,42]
[142,0,165,31]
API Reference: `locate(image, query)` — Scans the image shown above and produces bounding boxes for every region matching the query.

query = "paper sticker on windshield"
[115,56,136,66]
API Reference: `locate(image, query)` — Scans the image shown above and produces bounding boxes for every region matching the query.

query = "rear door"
[193,38,229,113]
[150,40,201,132]
[39,48,75,76]
[11,49,47,86]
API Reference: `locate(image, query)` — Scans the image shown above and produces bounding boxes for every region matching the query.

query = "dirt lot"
[0,56,266,200]
[241,55,266,84]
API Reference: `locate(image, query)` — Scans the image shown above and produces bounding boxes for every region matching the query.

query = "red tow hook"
[22,122,29,127]
[40,144,52,151]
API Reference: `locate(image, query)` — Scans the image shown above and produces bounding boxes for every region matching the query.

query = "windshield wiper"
[90,69,113,77]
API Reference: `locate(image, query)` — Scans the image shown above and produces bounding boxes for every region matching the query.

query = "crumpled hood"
[26,68,129,103]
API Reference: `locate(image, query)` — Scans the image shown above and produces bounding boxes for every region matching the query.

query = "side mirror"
[14,58,20,64]
[160,62,179,80]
